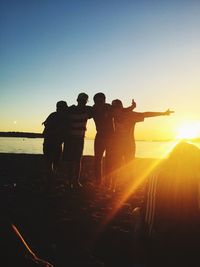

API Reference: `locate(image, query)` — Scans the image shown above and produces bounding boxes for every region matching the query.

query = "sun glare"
[176,122,200,140]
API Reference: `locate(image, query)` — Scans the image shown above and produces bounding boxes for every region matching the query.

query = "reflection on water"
[0,137,200,159]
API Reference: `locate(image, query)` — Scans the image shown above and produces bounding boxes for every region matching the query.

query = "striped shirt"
[67,105,93,137]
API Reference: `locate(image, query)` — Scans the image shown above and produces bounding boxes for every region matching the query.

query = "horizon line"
[0,131,200,142]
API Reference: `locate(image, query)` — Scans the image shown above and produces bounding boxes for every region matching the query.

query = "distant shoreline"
[0,132,199,142]
[0,132,42,138]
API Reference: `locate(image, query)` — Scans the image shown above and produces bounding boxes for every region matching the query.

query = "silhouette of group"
[42,92,174,191]
[2,93,200,267]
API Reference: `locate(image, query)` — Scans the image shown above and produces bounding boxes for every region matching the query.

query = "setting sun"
[176,121,200,140]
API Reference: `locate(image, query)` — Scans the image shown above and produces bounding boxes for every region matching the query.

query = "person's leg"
[72,138,84,187]
[63,137,72,188]
[94,134,105,185]
[66,159,82,188]
[47,143,63,192]
[64,137,84,189]
[67,161,82,188]
[108,137,125,192]
[104,138,115,189]
[123,139,136,184]
[124,138,136,162]
[52,143,63,175]
[43,140,54,192]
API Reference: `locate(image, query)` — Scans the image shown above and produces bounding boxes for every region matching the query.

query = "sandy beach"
[0,153,157,267]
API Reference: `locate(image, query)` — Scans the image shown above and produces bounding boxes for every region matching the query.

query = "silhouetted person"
[63,93,93,189]
[112,99,174,162]
[132,142,200,267]
[110,99,174,191]
[0,216,53,266]
[92,93,115,186]
[92,93,135,187]
[42,101,68,190]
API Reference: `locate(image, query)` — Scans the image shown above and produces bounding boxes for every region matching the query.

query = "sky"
[1,0,200,140]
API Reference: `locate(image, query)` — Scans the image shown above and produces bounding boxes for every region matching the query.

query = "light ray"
[98,141,178,232]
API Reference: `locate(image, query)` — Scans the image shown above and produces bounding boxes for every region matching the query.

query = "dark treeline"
[0,132,42,138]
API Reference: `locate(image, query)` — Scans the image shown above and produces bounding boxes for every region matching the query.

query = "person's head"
[167,141,200,174]
[148,141,200,232]
[77,93,88,106]
[93,93,106,105]
[157,141,200,192]
[56,101,68,112]
[111,99,123,110]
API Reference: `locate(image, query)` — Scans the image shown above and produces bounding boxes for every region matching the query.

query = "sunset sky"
[1,0,200,140]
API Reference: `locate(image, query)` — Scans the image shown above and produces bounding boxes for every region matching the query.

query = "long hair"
[156,142,200,226]
[146,141,200,237]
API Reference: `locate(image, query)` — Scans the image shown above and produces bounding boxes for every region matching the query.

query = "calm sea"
[1,137,200,158]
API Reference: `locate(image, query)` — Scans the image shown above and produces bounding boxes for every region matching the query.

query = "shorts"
[63,136,84,161]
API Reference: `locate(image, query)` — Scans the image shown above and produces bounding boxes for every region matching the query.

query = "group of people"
[42,92,173,190]
[42,93,200,267]
[2,92,199,266]
[2,141,199,266]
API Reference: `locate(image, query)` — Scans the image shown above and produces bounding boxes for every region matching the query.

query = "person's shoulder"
[49,111,57,116]
[85,105,93,111]
[104,103,112,112]
[46,111,57,120]
[68,105,76,109]
[68,105,76,112]
[43,111,58,127]
[105,103,112,108]
[85,105,93,118]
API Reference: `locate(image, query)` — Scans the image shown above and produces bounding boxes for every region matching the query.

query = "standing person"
[112,99,173,162]
[92,93,115,187]
[42,101,68,190]
[63,93,93,189]
[92,93,135,187]
[111,99,173,190]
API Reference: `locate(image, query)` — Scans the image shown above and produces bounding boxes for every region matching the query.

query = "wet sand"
[0,153,157,267]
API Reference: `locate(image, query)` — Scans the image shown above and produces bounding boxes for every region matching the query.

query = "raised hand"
[164,109,174,115]
[131,99,136,109]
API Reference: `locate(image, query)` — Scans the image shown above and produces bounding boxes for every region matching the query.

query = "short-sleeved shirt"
[43,111,68,143]
[114,111,144,141]
[43,111,68,160]
[67,105,93,138]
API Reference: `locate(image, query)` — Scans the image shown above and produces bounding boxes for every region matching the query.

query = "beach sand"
[0,153,157,267]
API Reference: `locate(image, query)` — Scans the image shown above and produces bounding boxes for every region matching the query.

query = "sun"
[176,121,200,140]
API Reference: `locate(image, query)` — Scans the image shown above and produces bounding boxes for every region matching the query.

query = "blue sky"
[1,0,200,139]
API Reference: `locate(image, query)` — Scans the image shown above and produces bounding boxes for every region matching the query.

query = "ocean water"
[1,137,200,158]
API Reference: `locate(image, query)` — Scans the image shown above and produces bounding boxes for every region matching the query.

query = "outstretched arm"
[142,109,174,118]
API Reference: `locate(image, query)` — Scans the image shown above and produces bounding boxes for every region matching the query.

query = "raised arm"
[142,109,174,118]
[124,99,136,111]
